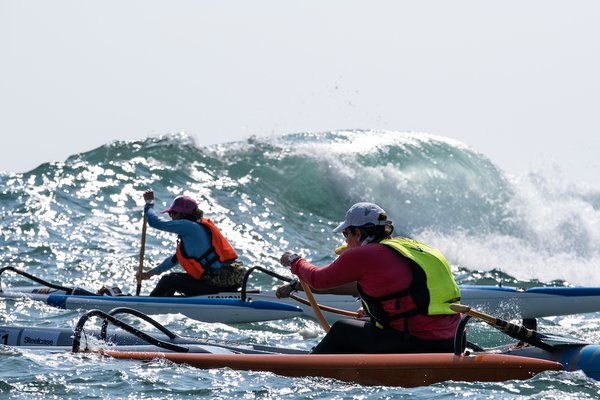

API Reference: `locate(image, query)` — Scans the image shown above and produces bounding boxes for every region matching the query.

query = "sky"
[1,1,599,184]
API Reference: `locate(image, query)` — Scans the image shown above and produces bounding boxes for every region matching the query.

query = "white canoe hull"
[212,285,600,321]
[0,290,303,323]
[2,285,600,323]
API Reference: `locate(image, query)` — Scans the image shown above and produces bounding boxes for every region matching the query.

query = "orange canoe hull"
[102,351,563,387]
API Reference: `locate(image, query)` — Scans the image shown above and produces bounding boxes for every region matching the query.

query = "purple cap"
[161,195,199,215]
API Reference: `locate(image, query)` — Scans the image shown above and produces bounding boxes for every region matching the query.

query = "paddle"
[238,265,357,321]
[298,279,331,332]
[450,304,557,352]
[289,293,360,318]
[135,214,148,296]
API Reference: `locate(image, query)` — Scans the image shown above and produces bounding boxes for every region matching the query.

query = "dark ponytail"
[182,207,204,221]
[357,213,394,243]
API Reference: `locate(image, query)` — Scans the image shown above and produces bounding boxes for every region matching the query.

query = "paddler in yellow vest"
[136,189,246,296]
[279,202,461,354]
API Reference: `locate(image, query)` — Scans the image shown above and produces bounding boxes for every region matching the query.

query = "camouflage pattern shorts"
[202,260,246,289]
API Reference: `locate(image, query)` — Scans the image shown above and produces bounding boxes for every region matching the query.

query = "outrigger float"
[3,304,600,387]
[3,266,600,324]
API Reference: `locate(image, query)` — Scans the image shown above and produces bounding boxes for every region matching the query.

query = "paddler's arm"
[144,201,176,231]
[276,252,359,298]
[136,254,177,280]
[276,280,358,298]
[143,189,193,234]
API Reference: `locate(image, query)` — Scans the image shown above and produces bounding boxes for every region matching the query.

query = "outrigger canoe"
[0,308,568,387]
[0,288,304,323]
[213,284,600,322]
[103,351,562,387]
[0,323,563,387]
[4,266,600,323]
[4,284,600,323]
[0,266,307,323]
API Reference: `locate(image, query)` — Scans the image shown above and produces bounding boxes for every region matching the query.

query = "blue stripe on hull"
[525,287,600,297]
[461,285,600,297]
[46,295,68,309]
[47,295,301,312]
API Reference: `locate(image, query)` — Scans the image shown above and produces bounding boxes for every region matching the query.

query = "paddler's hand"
[280,251,294,267]
[143,189,154,204]
[276,279,298,298]
[136,270,153,281]
[143,190,154,215]
[280,252,301,268]
[143,189,154,203]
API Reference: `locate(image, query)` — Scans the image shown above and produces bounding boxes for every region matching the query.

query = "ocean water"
[1,130,600,399]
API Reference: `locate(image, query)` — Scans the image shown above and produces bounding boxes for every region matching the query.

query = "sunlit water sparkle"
[2,131,600,398]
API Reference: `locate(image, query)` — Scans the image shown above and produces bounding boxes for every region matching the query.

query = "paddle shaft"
[451,304,534,337]
[299,279,331,332]
[450,304,556,352]
[290,293,360,318]
[135,214,148,296]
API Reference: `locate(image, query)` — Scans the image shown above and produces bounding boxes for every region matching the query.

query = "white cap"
[332,202,391,233]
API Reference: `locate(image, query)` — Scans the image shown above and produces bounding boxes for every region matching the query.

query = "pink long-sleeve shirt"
[291,242,460,340]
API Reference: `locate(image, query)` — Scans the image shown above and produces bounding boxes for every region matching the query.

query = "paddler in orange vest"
[136,189,246,296]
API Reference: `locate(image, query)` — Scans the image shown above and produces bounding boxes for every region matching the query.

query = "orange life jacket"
[175,218,238,280]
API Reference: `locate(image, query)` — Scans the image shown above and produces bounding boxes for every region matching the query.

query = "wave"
[2,130,600,286]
